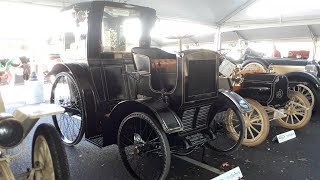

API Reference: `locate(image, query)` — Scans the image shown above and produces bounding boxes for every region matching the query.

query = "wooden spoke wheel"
[118,112,171,180]
[240,99,269,147]
[291,84,315,109]
[32,124,70,180]
[276,91,312,129]
[51,72,85,146]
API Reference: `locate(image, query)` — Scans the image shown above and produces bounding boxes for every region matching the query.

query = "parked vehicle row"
[46,1,320,179]
[2,1,320,180]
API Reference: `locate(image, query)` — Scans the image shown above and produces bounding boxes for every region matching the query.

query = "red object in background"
[288,50,309,59]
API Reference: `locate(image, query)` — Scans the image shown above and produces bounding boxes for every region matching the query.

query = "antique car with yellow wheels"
[219,55,312,147]
[241,56,320,111]
[0,92,69,180]
[48,1,252,179]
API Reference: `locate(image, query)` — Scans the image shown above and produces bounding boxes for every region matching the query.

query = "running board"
[86,135,104,148]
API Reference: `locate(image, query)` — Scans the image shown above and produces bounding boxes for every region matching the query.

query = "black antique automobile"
[48,1,251,179]
[241,55,320,111]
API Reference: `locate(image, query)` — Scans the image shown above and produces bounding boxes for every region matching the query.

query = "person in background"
[272,45,281,58]
[19,56,30,81]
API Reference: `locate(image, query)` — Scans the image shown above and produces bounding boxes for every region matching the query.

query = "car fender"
[218,90,252,114]
[285,71,320,89]
[49,62,99,138]
[104,99,183,145]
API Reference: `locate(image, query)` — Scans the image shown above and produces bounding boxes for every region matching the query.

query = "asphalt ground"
[2,84,320,180]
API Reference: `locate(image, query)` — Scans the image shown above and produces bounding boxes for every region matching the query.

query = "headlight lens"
[0,118,24,149]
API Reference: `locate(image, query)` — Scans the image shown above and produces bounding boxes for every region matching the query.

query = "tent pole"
[214,27,221,51]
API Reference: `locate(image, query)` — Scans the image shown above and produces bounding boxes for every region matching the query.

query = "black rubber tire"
[51,72,85,146]
[206,98,245,154]
[118,112,171,180]
[32,123,70,180]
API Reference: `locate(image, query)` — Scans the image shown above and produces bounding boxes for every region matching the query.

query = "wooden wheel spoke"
[248,111,253,118]
[234,124,240,128]
[294,112,305,116]
[250,125,260,134]
[250,118,261,123]
[293,114,301,122]
[291,102,306,109]
[248,127,255,139]
[285,116,289,123]
[290,115,294,124]
[251,122,262,126]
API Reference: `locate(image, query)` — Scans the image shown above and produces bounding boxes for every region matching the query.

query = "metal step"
[86,135,104,148]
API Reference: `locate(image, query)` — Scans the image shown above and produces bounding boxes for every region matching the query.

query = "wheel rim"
[118,116,167,180]
[34,135,55,180]
[51,74,83,144]
[208,109,244,153]
[291,84,314,109]
[242,63,267,73]
[241,108,265,143]
[280,94,309,126]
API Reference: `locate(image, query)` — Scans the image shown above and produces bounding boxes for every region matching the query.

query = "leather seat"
[132,47,177,93]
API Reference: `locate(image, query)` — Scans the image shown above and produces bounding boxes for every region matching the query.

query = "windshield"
[48,9,88,60]
[101,6,141,52]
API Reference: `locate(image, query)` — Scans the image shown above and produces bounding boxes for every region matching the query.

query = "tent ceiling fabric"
[221,24,320,42]
[10,0,320,27]
[3,0,320,44]
[125,0,248,25]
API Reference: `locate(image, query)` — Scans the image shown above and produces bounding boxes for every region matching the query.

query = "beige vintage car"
[0,93,69,180]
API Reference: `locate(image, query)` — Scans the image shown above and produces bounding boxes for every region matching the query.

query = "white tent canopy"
[3,0,320,47]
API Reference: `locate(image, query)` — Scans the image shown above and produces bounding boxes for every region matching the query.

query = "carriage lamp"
[305,64,318,77]
[0,117,24,149]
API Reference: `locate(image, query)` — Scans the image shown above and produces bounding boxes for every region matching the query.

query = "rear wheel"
[51,72,85,146]
[32,124,70,180]
[118,112,171,180]
[276,91,312,129]
[291,83,316,110]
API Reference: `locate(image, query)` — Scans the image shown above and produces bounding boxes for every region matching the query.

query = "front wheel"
[238,99,269,147]
[276,91,312,129]
[206,106,245,154]
[118,112,171,180]
[32,123,70,180]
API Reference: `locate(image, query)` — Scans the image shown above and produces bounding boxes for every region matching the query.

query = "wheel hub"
[134,133,145,144]
[286,105,295,115]
[244,116,251,128]
[133,146,140,154]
